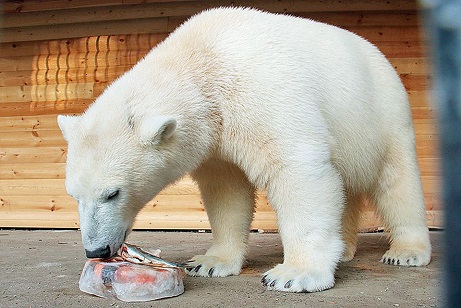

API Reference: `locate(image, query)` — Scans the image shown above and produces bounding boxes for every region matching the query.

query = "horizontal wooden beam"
[0,157,440,180]
[2,0,418,16]
[2,9,421,34]
[0,17,170,43]
[0,99,92,117]
[0,34,168,58]
[0,208,442,231]
[0,61,430,90]
[0,115,60,132]
[0,147,68,164]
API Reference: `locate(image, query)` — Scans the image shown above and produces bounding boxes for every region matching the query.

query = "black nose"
[85,245,111,258]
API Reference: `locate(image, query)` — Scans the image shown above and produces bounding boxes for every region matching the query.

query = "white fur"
[58,7,431,292]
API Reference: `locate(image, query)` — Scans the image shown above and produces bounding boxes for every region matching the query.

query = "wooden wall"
[0,0,441,231]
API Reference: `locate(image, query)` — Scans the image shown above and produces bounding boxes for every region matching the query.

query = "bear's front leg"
[262,161,345,292]
[187,159,256,277]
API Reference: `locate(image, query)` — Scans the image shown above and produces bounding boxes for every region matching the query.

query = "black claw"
[261,275,268,285]
[284,280,293,289]
[194,265,202,272]
[397,259,400,265]
[208,268,214,277]
[185,267,194,272]
[392,258,396,265]
[270,280,276,287]
[387,258,391,265]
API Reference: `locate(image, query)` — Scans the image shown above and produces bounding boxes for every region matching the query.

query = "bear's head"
[58,108,180,258]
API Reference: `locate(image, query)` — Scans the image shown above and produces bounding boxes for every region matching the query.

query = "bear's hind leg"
[341,193,363,262]
[373,143,431,266]
[187,159,256,277]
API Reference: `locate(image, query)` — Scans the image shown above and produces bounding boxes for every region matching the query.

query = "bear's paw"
[381,246,431,266]
[341,244,357,262]
[184,255,242,277]
[261,263,335,293]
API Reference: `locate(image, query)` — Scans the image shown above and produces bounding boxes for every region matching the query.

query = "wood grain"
[0,0,441,230]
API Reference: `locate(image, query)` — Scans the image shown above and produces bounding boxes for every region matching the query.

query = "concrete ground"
[1,230,442,307]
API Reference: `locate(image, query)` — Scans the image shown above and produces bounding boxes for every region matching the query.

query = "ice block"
[79,244,185,302]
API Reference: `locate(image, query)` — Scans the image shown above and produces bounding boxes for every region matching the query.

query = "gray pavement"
[0,230,442,307]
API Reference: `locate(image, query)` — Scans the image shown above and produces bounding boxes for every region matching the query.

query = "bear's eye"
[106,189,120,201]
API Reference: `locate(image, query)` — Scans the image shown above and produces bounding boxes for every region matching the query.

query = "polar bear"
[58,7,431,292]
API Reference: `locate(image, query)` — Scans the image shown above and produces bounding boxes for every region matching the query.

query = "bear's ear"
[137,115,177,146]
[57,115,80,143]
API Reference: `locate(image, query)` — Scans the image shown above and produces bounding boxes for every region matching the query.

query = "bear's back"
[161,8,412,190]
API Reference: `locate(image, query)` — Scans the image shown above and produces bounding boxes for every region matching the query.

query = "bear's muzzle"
[85,245,111,259]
